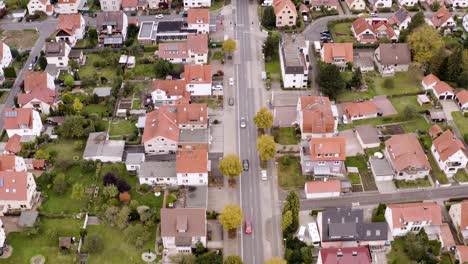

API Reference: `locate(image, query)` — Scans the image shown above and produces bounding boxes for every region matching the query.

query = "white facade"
[305,190,339,199]
[279,37,310,89]
[144,136,178,154]
[46,42,71,68]
[176,172,208,186]
[183,0,211,9]
[188,22,209,34]
[151,89,185,105]
[345,112,378,122]
[398,0,417,6]
[55,0,80,14]
[431,146,468,177]
[21,99,56,115]
[55,15,85,47]
[162,236,207,252]
[189,51,208,65]
[0,173,38,216]
[0,219,5,248]
[398,16,412,30]
[139,176,177,186]
[148,0,166,9]
[186,83,211,96]
[428,17,455,29]
[99,0,122,11]
[452,0,468,7]
[384,147,431,181]
[384,208,438,237]
[371,0,392,9]
[449,203,468,241]
[6,110,43,138]
[346,0,366,10]
[27,0,53,15]
[0,42,12,77]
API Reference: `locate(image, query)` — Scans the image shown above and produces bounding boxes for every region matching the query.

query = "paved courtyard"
[339,129,364,156]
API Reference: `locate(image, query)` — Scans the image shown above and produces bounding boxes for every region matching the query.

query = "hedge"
[143,45,158,52]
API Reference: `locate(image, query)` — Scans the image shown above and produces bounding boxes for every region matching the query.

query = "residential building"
[18,71,58,115]
[304,180,341,199]
[428,6,454,29]
[455,246,468,264]
[449,200,468,243]
[300,137,346,177]
[351,18,397,43]
[138,21,157,45]
[157,33,208,64]
[342,101,379,124]
[320,43,353,70]
[187,9,209,34]
[125,153,145,173]
[55,14,86,47]
[99,0,121,11]
[3,108,43,138]
[0,155,27,172]
[317,207,388,251]
[182,64,212,96]
[317,247,372,264]
[154,21,197,43]
[273,0,297,28]
[397,0,417,7]
[0,41,12,79]
[355,125,381,149]
[421,73,440,90]
[151,79,190,106]
[121,0,137,11]
[429,124,444,139]
[389,8,411,30]
[369,0,392,10]
[55,0,81,14]
[310,0,339,10]
[27,0,53,15]
[455,90,468,113]
[4,134,22,154]
[183,0,210,10]
[83,132,125,162]
[160,208,206,252]
[148,0,166,9]
[451,0,467,7]
[139,161,177,185]
[279,34,310,88]
[176,149,209,186]
[45,41,71,68]
[433,81,455,100]
[385,202,442,237]
[385,134,431,180]
[0,218,5,252]
[297,96,337,139]
[374,43,411,76]
[345,0,365,10]
[431,129,467,177]
[0,171,39,215]
[96,11,128,47]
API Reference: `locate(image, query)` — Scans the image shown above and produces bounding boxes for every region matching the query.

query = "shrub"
[2,80,13,88]
[117,179,131,193]
[143,45,158,52]
[103,173,118,186]
[281,155,292,166]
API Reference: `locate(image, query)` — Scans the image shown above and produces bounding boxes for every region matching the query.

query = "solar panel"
[0,178,3,187]
[5,111,17,118]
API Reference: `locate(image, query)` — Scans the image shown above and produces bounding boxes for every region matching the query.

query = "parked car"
[370,12,377,17]
[228,97,234,106]
[212,84,223,91]
[320,30,330,35]
[28,63,34,71]
[261,170,267,181]
[242,159,249,171]
[297,226,306,241]
[240,117,246,128]
[155,14,164,19]
[245,219,252,234]
[229,77,234,86]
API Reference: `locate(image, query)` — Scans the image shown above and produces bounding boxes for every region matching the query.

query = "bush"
[372,203,387,222]
[206,210,218,220]
[143,45,158,52]
[281,155,292,166]
[3,67,16,79]
[2,80,13,88]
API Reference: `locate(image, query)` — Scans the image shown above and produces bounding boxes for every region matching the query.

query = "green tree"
[399,11,426,41]
[223,38,237,55]
[71,183,85,200]
[103,184,119,199]
[263,32,280,62]
[253,107,273,129]
[64,75,74,88]
[407,24,443,66]
[445,47,463,84]
[154,59,174,79]
[282,210,293,232]
[34,149,50,161]
[219,204,243,230]
[256,135,276,161]
[102,206,120,226]
[61,93,72,104]
[224,255,243,264]
[3,67,16,78]
[261,6,276,29]
[84,233,104,253]
[116,206,131,229]
[123,224,152,249]
[219,154,243,180]
[197,252,223,264]
[403,105,418,120]
[88,28,98,47]
[317,63,345,100]
[264,257,287,264]
[282,191,300,233]
[53,173,68,195]
[431,1,440,11]
[38,55,47,70]
[58,115,92,138]
[429,47,446,75]
[136,205,153,222]
[73,98,83,111]
[349,67,362,88]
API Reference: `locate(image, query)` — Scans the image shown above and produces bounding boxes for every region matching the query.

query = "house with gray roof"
[389,8,412,30]
[138,161,177,185]
[125,153,145,173]
[279,34,310,89]
[374,43,412,76]
[317,207,389,251]
[96,11,128,47]
[83,132,125,162]
[355,125,381,149]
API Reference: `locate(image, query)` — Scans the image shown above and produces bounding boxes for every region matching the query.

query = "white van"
[297,226,306,241]
[308,222,321,246]
[314,41,321,53]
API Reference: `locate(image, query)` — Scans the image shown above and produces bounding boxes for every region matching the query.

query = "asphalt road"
[300,186,468,210]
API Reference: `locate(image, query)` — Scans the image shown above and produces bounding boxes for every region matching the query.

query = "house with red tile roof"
[0,155,27,172]
[160,208,206,251]
[320,43,353,70]
[384,133,431,181]
[3,108,43,138]
[55,14,85,47]
[0,171,39,215]
[310,0,339,10]
[455,90,468,113]
[429,124,443,139]
[318,247,372,264]
[122,0,138,11]
[273,0,297,28]
[456,246,468,264]
[431,129,467,177]
[157,34,208,65]
[187,9,209,34]
[342,101,379,124]
[421,73,440,90]
[427,6,455,29]
[18,71,59,115]
[27,0,54,16]
[305,180,341,199]
[385,202,442,237]
[297,96,338,139]
[151,79,190,106]
[55,0,80,14]
[4,135,22,154]
[0,41,12,79]
[345,0,365,10]
[182,64,212,96]
[176,149,208,185]
[449,200,468,243]
[300,137,346,177]
[352,18,397,43]
[433,81,455,100]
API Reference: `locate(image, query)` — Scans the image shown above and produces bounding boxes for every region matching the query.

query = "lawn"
[78,53,119,88]
[330,22,355,43]
[387,238,412,264]
[389,95,432,113]
[277,155,305,189]
[125,64,156,80]
[109,120,138,138]
[4,218,82,264]
[0,30,39,49]
[83,104,110,117]
[348,173,361,185]
[39,139,85,163]
[394,177,432,189]
[265,56,281,76]
[452,112,468,139]
[272,127,300,145]
[86,224,156,263]
[345,155,377,191]
[454,170,468,183]
[0,91,8,103]
[426,150,449,184]
[132,98,141,110]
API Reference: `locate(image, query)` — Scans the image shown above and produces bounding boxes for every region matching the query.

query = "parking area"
[440,100,460,121]
[373,95,398,116]
[339,129,364,156]
[209,109,224,154]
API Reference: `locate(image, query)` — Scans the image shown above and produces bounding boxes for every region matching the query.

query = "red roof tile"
[142,107,179,143]
[322,43,353,63]
[176,103,207,126]
[5,135,21,154]
[433,130,467,162]
[0,171,29,201]
[0,155,16,171]
[429,124,443,139]
[183,65,212,84]
[305,180,341,194]
[431,6,452,27]
[176,149,208,173]
[387,202,442,229]
[273,0,297,16]
[457,246,468,263]
[309,137,346,161]
[299,96,335,134]
[187,34,208,54]
[3,108,33,130]
[122,0,138,7]
[56,14,82,36]
[422,73,440,87]
[344,101,378,118]
[456,90,468,106]
[320,247,372,264]
[433,81,454,96]
[187,8,209,24]
[385,133,431,172]
[152,79,188,97]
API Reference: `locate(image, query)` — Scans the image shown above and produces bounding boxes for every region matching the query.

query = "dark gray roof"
[393,8,410,25]
[320,207,388,242]
[69,49,83,59]
[179,129,209,143]
[18,210,39,227]
[140,161,177,179]
[369,157,394,177]
[356,125,381,145]
[83,132,125,160]
[280,34,308,74]
[377,44,412,65]
[45,42,66,57]
[156,21,185,33]
[97,11,126,32]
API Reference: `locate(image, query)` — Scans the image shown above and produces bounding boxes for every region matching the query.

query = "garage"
[369,156,394,181]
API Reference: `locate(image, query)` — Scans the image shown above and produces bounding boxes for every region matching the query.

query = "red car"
[245,219,252,234]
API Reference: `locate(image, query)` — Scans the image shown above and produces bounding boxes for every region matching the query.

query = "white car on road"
[155,14,164,19]
[212,84,223,91]
[261,170,267,181]
[229,77,234,86]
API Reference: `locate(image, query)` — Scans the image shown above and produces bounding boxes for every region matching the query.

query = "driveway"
[440,100,459,121]
[375,181,397,193]
[373,96,397,116]
[339,129,364,156]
